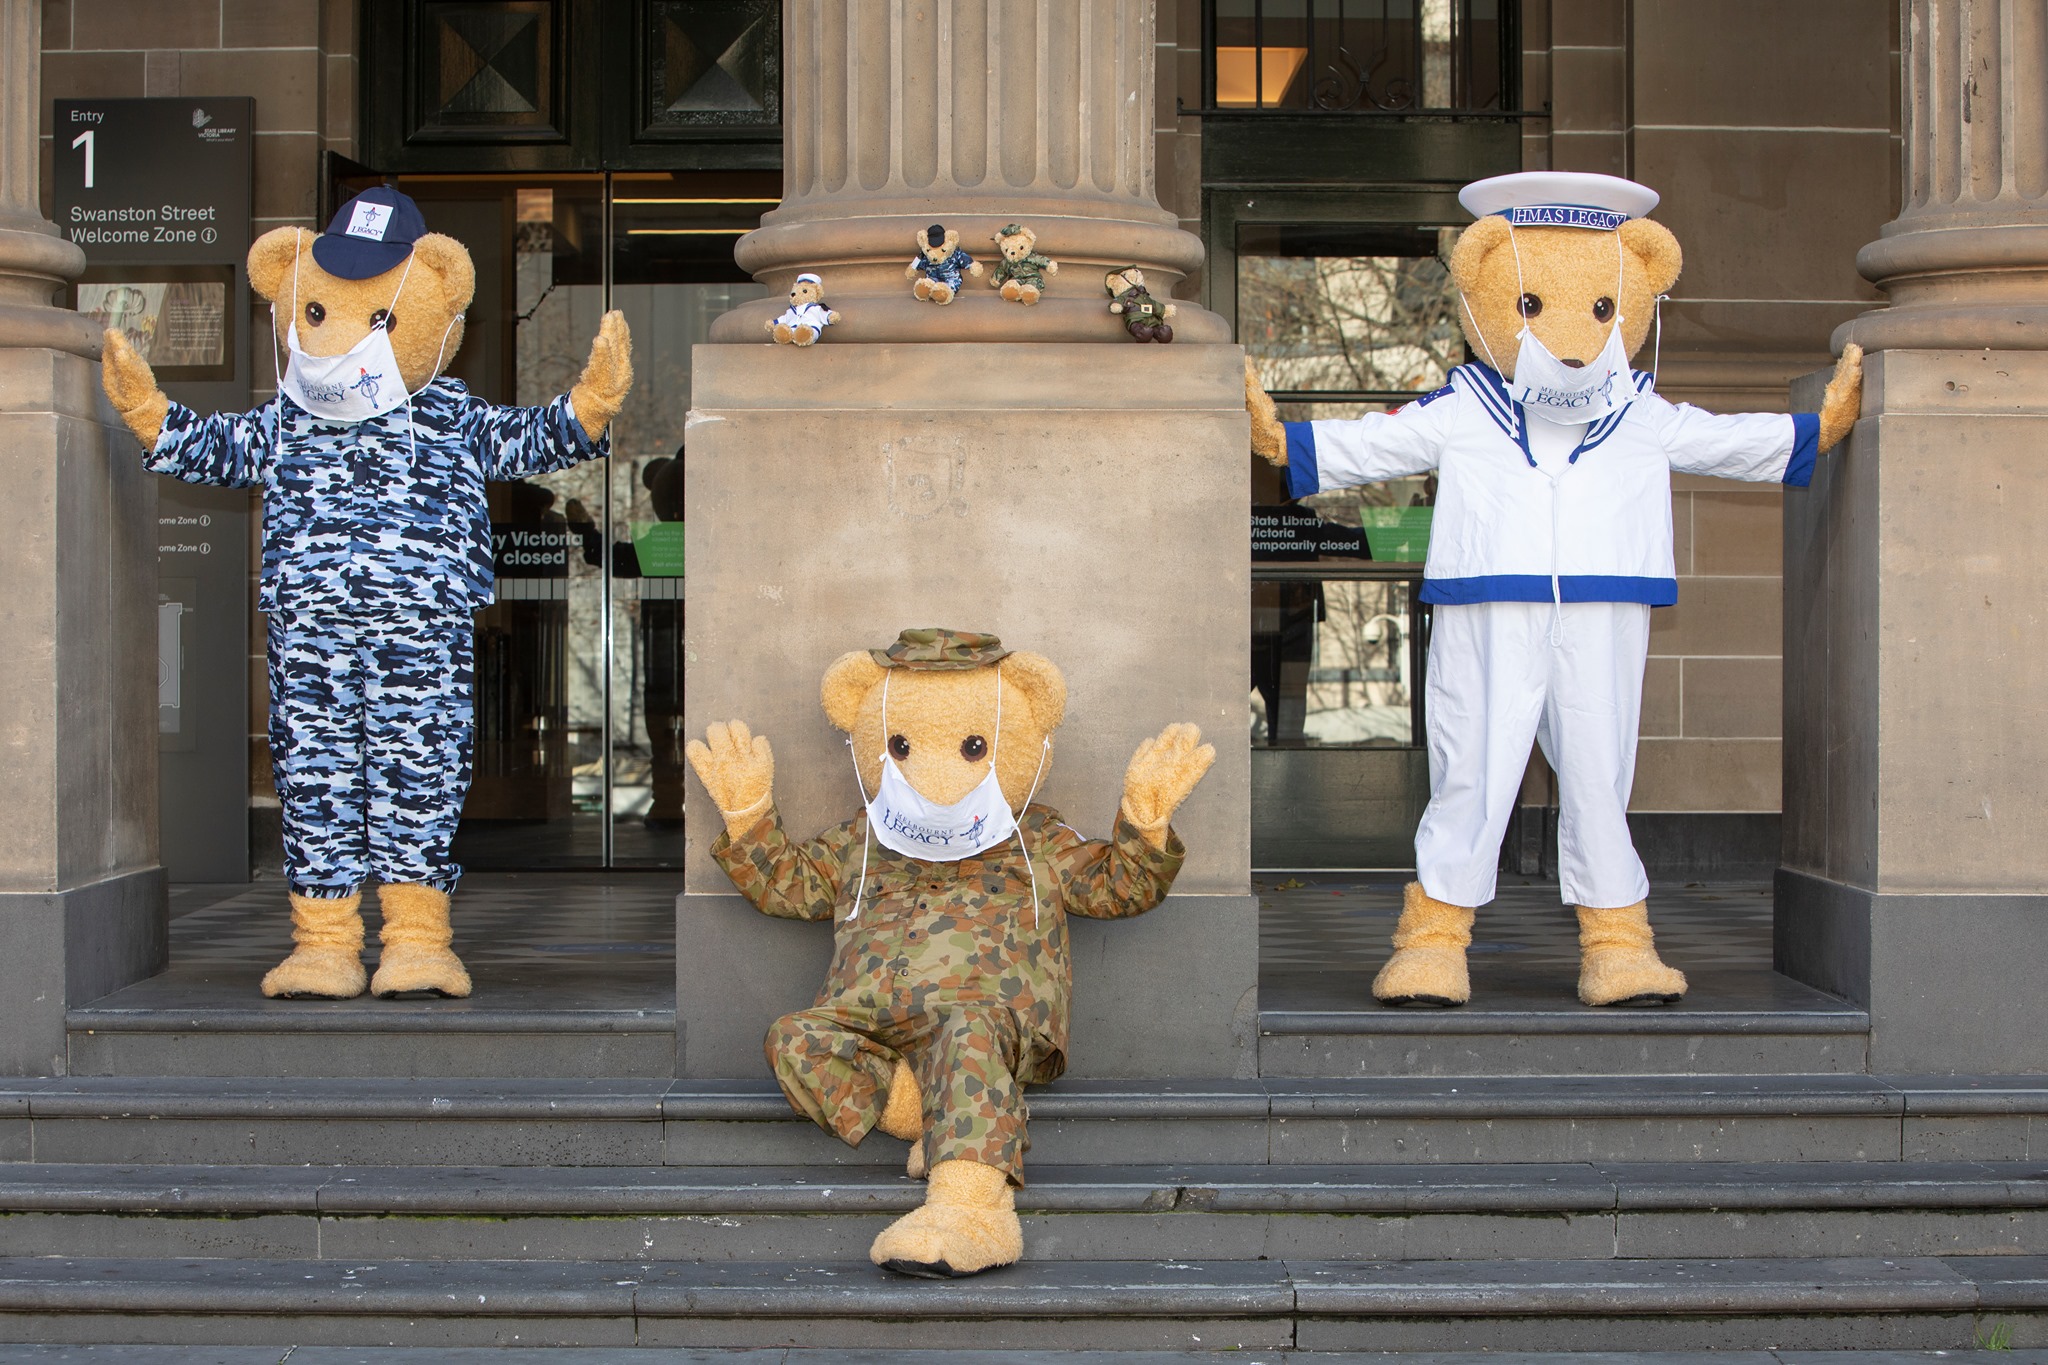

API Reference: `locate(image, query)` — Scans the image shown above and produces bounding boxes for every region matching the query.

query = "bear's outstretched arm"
[105,330,270,488]
[1259,380,1453,499]
[1045,808,1189,921]
[707,806,858,923]
[1651,388,1829,489]
[1120,723,1216,851]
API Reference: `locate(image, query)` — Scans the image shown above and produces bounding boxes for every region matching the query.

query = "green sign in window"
[1359,506,1431,562]
[633,522,685,577]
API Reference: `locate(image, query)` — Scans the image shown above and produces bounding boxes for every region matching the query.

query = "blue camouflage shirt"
[146,378,605,617]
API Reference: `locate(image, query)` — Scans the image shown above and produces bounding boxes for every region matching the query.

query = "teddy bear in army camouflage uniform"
[687,628,1215,1278]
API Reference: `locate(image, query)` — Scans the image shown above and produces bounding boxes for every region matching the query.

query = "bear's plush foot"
[792,326,819,346]
[771,323,795,344]
[1000,280,1023,302]
[261,892,367,999]
[1371,882,1474,1008]
[871,1159,1021,1278]
[1576,901,1687,1007]
[370,883,472,999]
[929,283,956,305]
[1017,284,1041,305]
[913,278,935,301]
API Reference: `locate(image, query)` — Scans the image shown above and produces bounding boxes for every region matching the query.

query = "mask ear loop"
[1651,293,1667,386]
[845,670,895,923]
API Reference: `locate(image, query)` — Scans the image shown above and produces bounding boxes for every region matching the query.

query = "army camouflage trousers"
[766,996,1032,1184]
[266,609,474,899]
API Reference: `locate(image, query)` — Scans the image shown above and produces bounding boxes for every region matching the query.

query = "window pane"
[1252,577,1417,747]
[1237,225,1464,396]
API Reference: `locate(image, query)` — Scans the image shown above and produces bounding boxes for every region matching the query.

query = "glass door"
[395,171,772,869]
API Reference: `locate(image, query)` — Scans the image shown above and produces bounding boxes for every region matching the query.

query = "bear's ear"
[942,229,959,253]
[247,227,313,305]
[412,233,477,317]
[1619,218,1683,296]
[1001,651,1067,734]
[820,651,886,733]
[1447,214,1513,297]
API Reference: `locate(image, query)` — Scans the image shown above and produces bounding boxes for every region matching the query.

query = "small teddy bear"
[766,272,839,346]
[988,223,1058,305]
[1105,266,1176,343]
[905,224,981,305]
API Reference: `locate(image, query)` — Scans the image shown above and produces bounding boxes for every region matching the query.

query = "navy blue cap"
[311,186,426,280]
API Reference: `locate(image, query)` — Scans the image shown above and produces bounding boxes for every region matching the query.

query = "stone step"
[0,1354,2035,1365]
[5,1074,2047,1168]
[1256,1001,1871,1078]
[2,1160,2048,1264]
[64,1002,677,1080]
[0,1255,2040,1350]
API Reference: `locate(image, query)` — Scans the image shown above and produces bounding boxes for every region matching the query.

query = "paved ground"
[91,870,1827,1019]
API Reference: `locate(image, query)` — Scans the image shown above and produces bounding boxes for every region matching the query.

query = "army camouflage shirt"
[147,378,605,618]
[712,803,1187,1083]
[992,251,1056,291]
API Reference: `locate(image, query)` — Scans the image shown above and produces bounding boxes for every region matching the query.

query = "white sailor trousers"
[1413,600,1653,911]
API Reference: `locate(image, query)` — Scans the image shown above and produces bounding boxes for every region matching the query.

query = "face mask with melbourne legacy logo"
[845,664,1050,924]
[272,232,456,427]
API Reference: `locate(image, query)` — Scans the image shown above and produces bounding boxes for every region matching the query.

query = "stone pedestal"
[678,344,1255,1079]
[1778,0,2048,1073]
[0,0,165,1074]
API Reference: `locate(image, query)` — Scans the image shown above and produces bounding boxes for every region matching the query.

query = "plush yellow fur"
[101,226,632,450]
[869,1158,1023,1277]
[1371,882,1475,1008]
[1576,901,1687,1007]
[989,224,1058,304]
[878,1058,923,1141]
[904,227,981,304]
[1247,206,1862,463]
[370,883,472,999]
[687,720,776,838]
[261,892,367,999]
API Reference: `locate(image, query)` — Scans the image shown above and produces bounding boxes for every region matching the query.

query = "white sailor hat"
[1458,172,1659,231]
[795,271,823,286]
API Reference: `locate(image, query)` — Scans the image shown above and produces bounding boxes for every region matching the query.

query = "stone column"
[0,0,165,1074]
[679,0,1254,1079]
[1779,0,2048,1071]
[707,0,1228,342]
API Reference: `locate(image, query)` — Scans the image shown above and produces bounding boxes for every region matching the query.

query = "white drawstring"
[1651,292,1668,386]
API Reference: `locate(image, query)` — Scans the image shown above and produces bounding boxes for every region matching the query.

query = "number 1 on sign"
[71,129,94,188]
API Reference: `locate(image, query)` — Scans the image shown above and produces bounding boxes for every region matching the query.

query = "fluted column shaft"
[714,0,1225,343]
[1841,0,2048,351]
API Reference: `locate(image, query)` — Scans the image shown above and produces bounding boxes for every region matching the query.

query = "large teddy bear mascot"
[1246,172,1862,1009]
[99,186,634,1001]
[688,628,1215,1278]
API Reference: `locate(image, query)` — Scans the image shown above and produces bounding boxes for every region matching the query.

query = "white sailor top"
[1282,363,1821,607]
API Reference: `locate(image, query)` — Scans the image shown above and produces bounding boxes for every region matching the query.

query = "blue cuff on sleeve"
[1283,422,1319,499]
[1784,412,1821,488]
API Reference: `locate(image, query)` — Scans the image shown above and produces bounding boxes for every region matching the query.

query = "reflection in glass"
[1251,578,1416,747]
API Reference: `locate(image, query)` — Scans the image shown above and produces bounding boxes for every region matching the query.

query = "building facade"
[39,0,1898,879]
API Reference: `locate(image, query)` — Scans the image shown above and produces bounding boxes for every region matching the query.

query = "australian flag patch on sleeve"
[1404,383,1454,411]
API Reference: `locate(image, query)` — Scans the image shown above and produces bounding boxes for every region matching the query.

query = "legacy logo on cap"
[345,200,391,241]
[312,186,428,280]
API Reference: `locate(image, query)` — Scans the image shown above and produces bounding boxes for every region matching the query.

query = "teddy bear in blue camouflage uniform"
[100,186,634,1002]
[905,224,982,305]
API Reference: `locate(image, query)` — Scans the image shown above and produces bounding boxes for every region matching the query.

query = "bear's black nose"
[1561,359,1586,369]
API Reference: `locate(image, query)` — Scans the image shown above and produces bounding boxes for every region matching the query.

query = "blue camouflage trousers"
[266,609,474,898]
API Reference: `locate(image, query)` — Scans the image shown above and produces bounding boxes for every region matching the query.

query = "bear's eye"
[888,734,911,760]
[370,309,397,333]
[961,735,988,762]
[1517,293,1543,318]
[303,301,325,326]
[1592,297,1615,323]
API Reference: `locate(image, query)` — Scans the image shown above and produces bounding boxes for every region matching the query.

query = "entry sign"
[53,98,253,262]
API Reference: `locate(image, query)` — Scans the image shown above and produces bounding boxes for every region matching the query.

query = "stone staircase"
[8,879,2045,1350]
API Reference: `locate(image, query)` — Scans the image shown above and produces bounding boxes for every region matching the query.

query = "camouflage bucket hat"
[871,627,1010,670]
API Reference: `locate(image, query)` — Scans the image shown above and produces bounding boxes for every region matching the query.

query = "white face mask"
[272,234,456,426]
[1462,222,1636,426]
[846,665,1051,922]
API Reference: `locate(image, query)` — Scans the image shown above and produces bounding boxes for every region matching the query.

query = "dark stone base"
[1504,809,1783,881]
[676,892,1259,1080]
[0,866,167,1076]
[1776,866,2048,1075]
